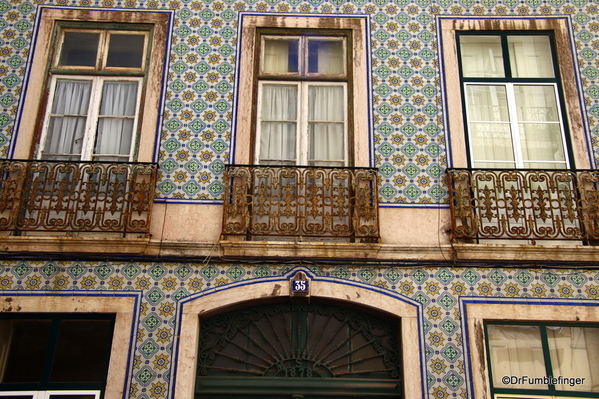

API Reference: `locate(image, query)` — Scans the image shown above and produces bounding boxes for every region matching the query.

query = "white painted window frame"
[0,390,101,399]
[463,81,570,169]
[255,80,348,166]
[37,75,144,161]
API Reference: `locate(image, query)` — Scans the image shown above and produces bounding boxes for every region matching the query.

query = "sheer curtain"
[308,85,345,166]
[43,79,92,161]
[259,84,297,164]
[95,81,139,162]
[263,40,290,73]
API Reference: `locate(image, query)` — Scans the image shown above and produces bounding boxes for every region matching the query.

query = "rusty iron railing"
[0,159,157,236]
[447,168,599,241]
[221,165,380,241]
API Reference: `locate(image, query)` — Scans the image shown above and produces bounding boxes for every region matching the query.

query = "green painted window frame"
[456,30,575,170]
[484,320,599,398]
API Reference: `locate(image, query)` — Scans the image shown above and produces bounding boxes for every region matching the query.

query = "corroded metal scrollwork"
[0,159,157,236]
[221,165,380,241]
[447,168,599,241]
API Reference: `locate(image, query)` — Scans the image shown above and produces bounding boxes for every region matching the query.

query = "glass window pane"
[466,85,510,122]
[487,325,547,389]
[48,396,97,399]
[469,123,515,168]
[262,38,299,73]
[43,80,93,161]
[548,326,599,392]
[308,85,345,164]
[106,34,145,68]
[0,319,52,383]
[59,32,100,67]
[508,35,555,78]
[514,85,559,122]
[459,36,504,78]
[50,319,113,382]
[308,39,344,74]
[259,84,298,163]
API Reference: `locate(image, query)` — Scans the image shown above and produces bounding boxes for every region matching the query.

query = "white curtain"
[459,36,504,78]
[95,81,138,162]
[308,85,344,166]
[43,79,92,160]
[259,84,297,164]
[508,35,555,78]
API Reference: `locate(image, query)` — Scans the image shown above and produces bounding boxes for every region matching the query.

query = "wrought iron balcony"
[221,165,380,241]
[0,159,157,236]
[447,168,599,242]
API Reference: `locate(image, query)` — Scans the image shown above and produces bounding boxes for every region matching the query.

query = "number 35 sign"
[289,271,310,298]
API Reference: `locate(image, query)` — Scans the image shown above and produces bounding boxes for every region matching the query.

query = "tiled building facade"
[1,0,599,398]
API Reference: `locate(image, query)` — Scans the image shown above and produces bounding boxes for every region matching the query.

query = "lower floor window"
[0,314,115,397]
[0,391,100,399]
[486,322,599,397]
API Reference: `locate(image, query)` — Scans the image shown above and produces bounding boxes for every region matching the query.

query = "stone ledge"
[220,240,381,259]
[453,243,599,262]
[0,236,151,255]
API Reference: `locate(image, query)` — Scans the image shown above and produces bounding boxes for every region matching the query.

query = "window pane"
[466,85,514,168]
[59,32,100,67]
[262,38,299,73]
[259,84,298,163]
[94,81,139,161]
[308,85,345,165]
[50,319,113,382]
[487,325,547,389]
[466,85,510,122]
[508,36,555,78]
[308,39,344,74]
[106,34,145,68]
[48,395,97,399]
[459,36,504,78]
[0,319,52,383]
[43,79,92,161]
[515,85,566,168]
[547,326,599,392]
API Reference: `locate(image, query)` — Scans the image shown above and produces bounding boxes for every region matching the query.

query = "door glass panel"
[106,34,145,68]
[508,35,555,78]
[59,32,100,67]
[44,79,93,161]
[259,84,298,164]
[466,85,515,168]
[459,36,504,78]
[308,85,345,166]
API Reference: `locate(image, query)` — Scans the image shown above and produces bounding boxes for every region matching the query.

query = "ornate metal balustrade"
[221,165,380,241]
[0,159,157,236]
[447,168,599,242]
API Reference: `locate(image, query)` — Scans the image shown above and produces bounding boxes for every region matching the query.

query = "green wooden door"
[195,302,402,398]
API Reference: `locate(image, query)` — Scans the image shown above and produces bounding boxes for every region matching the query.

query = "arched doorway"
[195,302,402,398]
[173,277,423,399]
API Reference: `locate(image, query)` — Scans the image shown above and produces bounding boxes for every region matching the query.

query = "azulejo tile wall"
[1,0,597,205]
[0,260,598,399]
